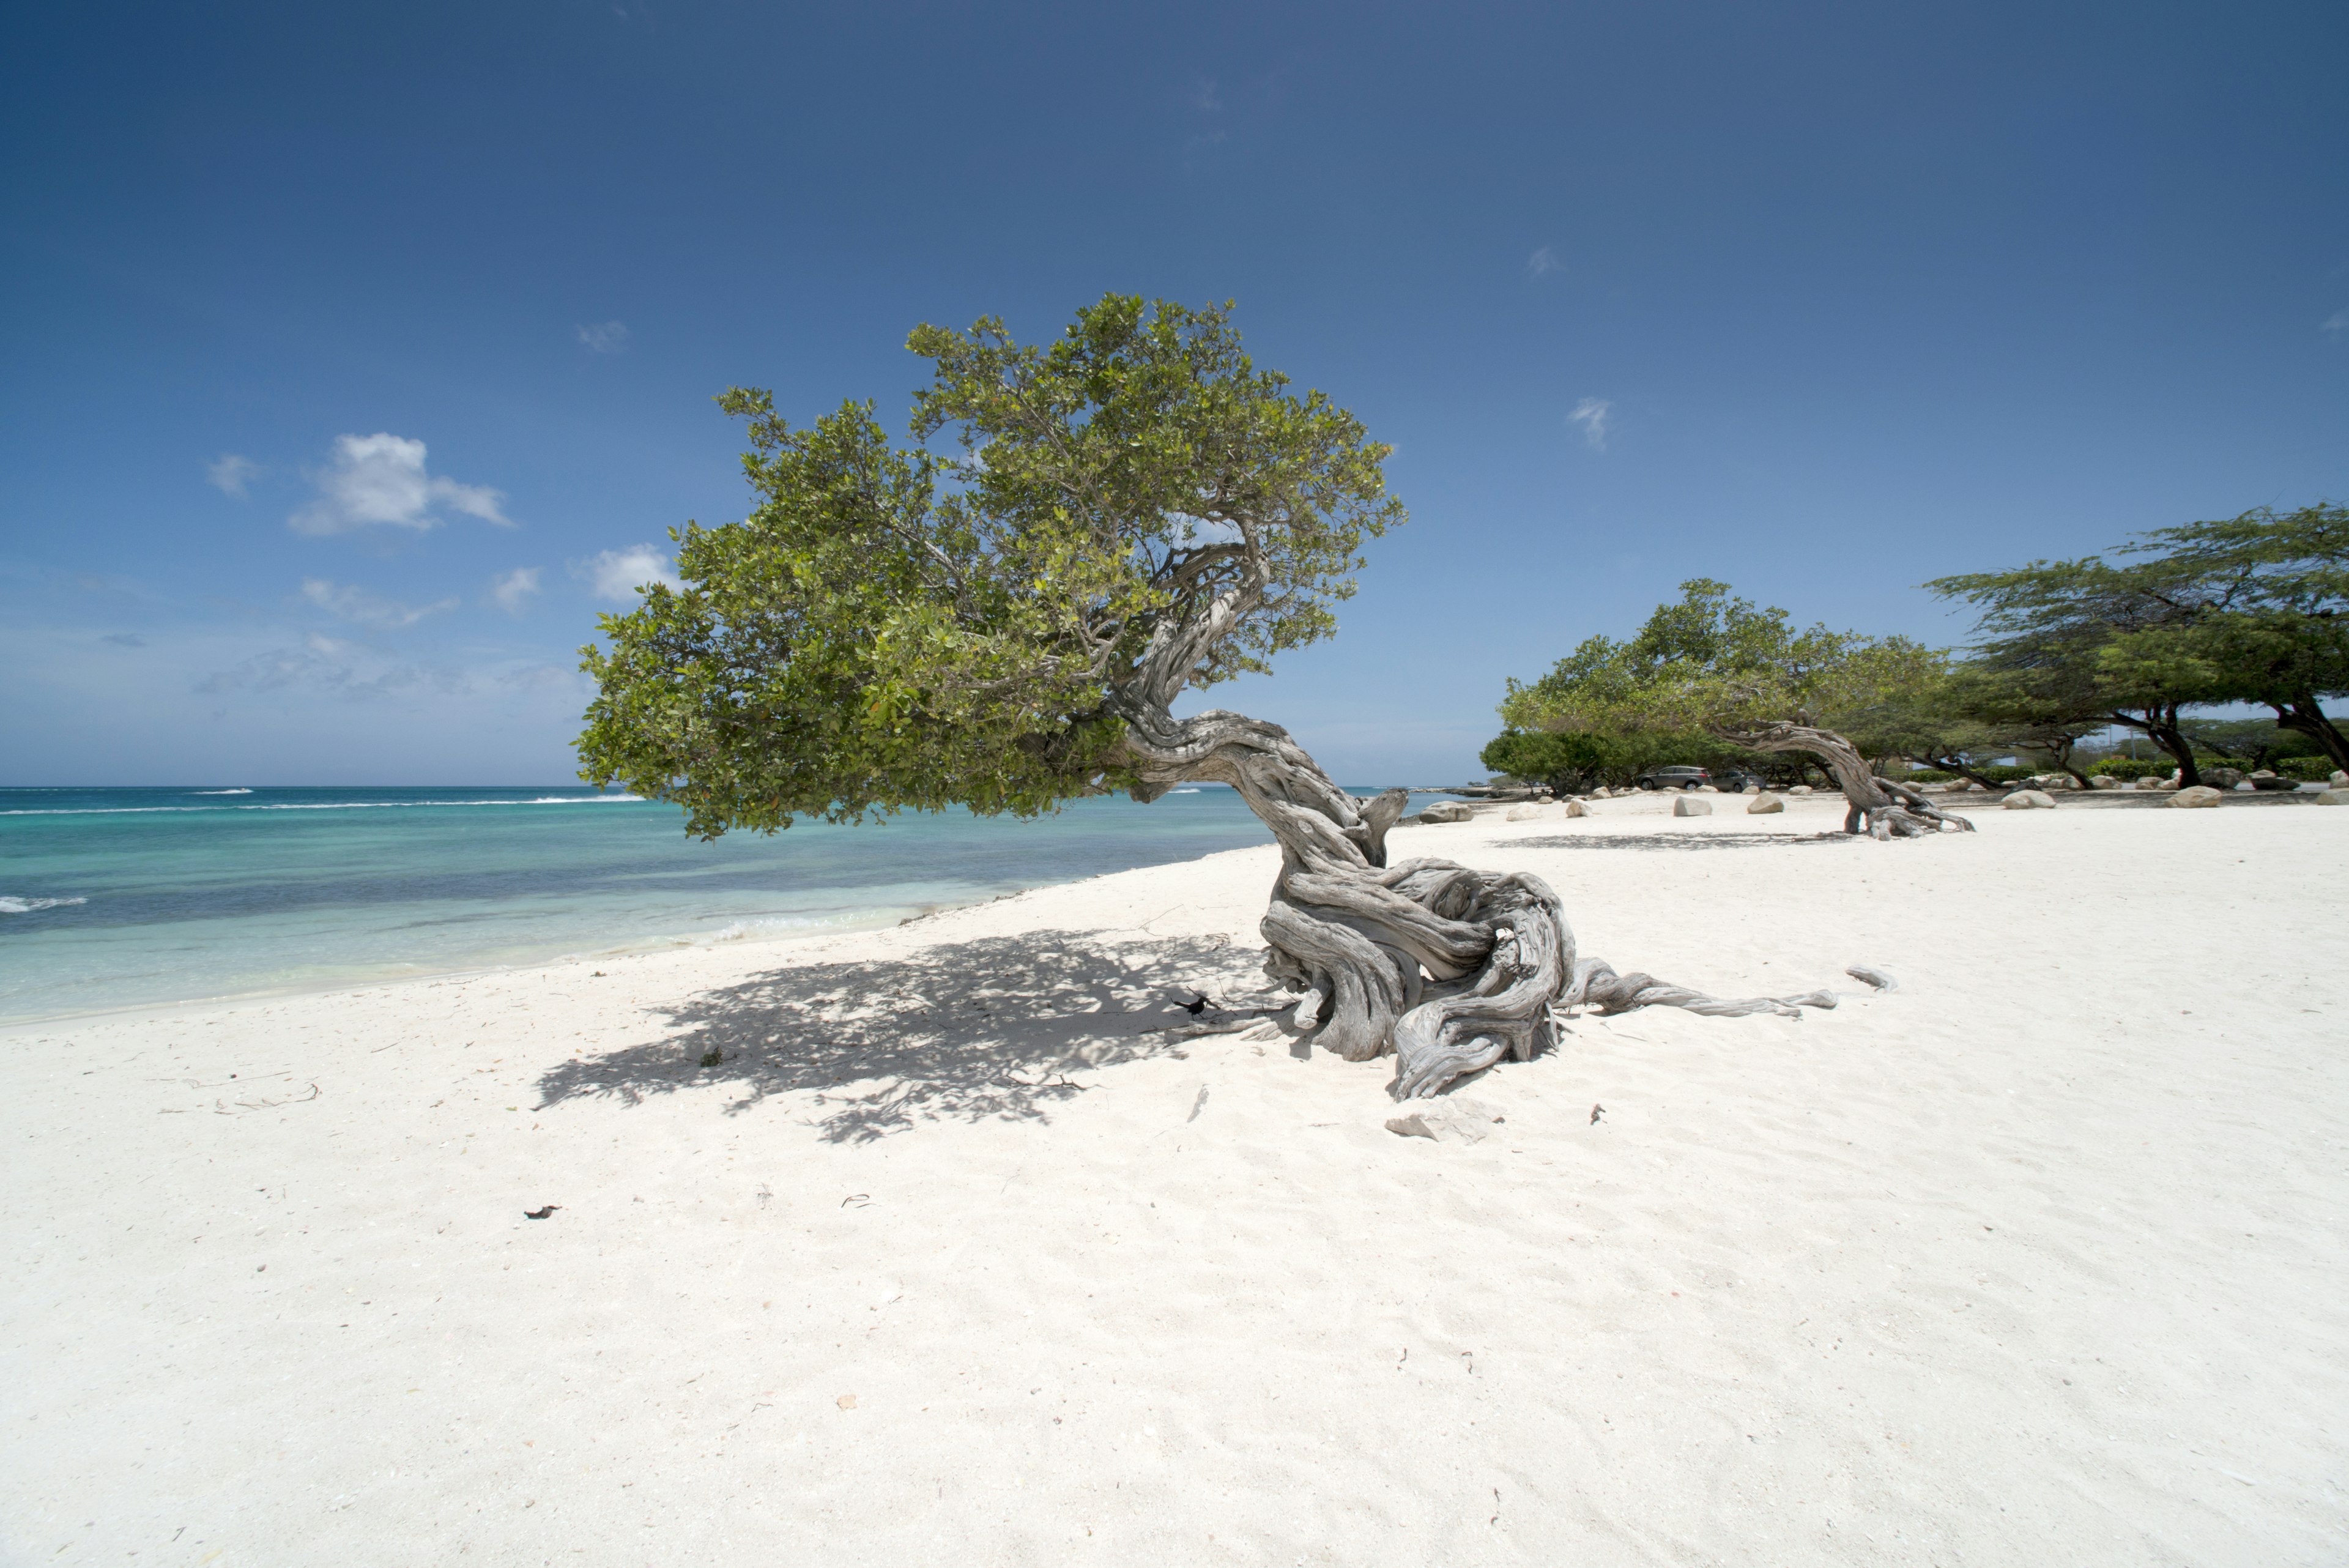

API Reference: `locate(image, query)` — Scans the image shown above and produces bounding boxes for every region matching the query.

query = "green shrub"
[1908,768,1957,783]
[1976,764,2035,784]
[2278,755,2337,782]
[2087,757,2171,781]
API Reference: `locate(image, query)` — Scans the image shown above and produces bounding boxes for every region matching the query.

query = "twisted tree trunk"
[1718,721,1974,839]
[1107,697,1846,1099]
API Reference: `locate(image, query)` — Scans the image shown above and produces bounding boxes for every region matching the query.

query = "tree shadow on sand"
[1516,832,1858,851]
[533,929,1280,1143]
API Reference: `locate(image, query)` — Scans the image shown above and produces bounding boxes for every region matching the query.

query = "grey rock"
[2167,785,2224,808]
[1420,801,1474,823]
[1562,798,1589,817]
[1746,793,1785,815]
[1672,795,1712,817]
[2315,789,2349,806]
[1505,804,1545,822]
[2003,789,2056,809]
[1789,785,1814,795]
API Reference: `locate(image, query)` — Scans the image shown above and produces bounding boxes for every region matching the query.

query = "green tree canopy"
[1928,502,2349,780]
[1501,580,1942,745]
[576,295,1404,836]
[1499,579,1967,836]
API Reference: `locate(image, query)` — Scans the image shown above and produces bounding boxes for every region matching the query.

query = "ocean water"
[0,784,1454,1024]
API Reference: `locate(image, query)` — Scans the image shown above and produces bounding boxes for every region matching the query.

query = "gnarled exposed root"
[1111,698,1844,1103]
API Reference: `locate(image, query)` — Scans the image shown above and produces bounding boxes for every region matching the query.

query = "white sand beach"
[5,792,2345,1566]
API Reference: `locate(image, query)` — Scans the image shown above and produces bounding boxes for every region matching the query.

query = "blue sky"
[3,2,2344,786]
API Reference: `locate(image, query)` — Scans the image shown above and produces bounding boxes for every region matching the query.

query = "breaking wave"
[0,896,87,915]
[191,788,254,795]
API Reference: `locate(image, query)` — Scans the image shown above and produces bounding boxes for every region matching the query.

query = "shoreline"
[2,782,2328,1035]
[6,792,2344,1563]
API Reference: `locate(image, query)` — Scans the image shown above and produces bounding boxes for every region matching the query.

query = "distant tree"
[1500,579,1972,838]
[1478,730,1609,793]
[1925,556,2224,786]
[1929,503,2348,781]
[2101,504,2348,773]
[578,297,1833,1100]
[2176,716,2325,770]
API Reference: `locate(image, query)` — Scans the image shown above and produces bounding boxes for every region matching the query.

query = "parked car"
[1712,769,1767,792]
[1634,765,1713,791]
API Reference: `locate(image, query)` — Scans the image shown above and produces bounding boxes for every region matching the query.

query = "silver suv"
[1634,765,1712,791]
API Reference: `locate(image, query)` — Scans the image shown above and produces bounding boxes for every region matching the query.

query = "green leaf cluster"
[1928,502,2349,776]
[576,296,1403,837]
[1498,578,1943,749]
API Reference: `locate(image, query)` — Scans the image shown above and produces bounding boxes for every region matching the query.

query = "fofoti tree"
[579,297,1842,1099]
[1501,580,1973,838]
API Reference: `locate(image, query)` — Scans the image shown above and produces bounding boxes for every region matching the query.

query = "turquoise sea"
[0,784,1455,1024]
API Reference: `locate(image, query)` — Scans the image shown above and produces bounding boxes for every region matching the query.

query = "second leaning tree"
[579,297,1838,1099]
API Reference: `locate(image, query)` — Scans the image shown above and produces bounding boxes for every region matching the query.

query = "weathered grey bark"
[1105,680,1843,1098]
[1715,720,1975,840]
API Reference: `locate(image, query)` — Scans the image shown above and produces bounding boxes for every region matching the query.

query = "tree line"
[1489,504,2348,814]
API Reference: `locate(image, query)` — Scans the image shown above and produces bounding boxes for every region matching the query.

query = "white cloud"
[1193,78,1222,112]
[1568,397,1612,451]
[2325,308,2349,337]
[289,433,513,535]
[576,321,630,353]
[581,545,682,602]
[300,577,459,630]
[207,453,261,498]
[1526,246,1562,278]
[491,566,543,614]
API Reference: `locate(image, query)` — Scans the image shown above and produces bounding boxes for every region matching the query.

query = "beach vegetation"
[1498,579,1973,836]
[575,297,1857,1099]
[1928,503,2349,785]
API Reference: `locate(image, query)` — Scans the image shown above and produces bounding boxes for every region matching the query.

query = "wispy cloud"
[1568,397,1612,450]
[289,434,513,535]
[576,321,630,353]
[300,577,459,630]
[491,566,543,614]
[1193,77,1223,112]
[102,632,147,648]
[2324,308,2349,337]
[1526,246,1562,279]
[579,546,682,602]
[206,453,261,498]
[195,631,577,703]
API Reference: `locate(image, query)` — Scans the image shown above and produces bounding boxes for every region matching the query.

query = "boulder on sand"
[1562,798,1589,817]
[1505,804,1545,822]
[2315,789,2349,806]
[2167,786,2224,808]
[1673,795,1712,817]
[1746,793,1784,815]
[2003,790,2056,809]
[1419,801,1474,823]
